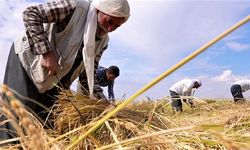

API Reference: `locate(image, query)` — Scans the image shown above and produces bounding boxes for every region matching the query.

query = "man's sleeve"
[94,45,108,83]
[182,81,194,96]
[182,87,189,96]
[77,71,89,95]
[93,84,107,100]
[108,81,115,100]
[23,0,76,55]
[94,45,108,72]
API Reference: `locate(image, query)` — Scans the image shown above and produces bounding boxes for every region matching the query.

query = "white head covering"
[95,0,130,21]
[83,0,130,98]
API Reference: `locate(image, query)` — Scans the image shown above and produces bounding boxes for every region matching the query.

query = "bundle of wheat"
[52,91,174,149]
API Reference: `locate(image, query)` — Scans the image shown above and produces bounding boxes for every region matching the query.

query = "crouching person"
[231,80,250,103]
[78,66,119,102]
[169,79,202,112]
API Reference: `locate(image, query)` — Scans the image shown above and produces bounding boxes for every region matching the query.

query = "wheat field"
[0,85,250,150]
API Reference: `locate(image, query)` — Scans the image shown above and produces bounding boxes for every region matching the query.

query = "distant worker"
[230,80,250,103]
[169,79,202,112]
[78,66,119,102]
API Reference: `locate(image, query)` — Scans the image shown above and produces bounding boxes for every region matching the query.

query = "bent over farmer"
[1,0,130,139]
[169,79,202,112]
[231,80,250,103]
[78,65,120,101]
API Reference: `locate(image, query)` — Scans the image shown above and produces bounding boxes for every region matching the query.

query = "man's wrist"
[33,40,53,55]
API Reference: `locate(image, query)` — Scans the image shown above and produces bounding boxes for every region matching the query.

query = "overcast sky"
[1,0,250,100]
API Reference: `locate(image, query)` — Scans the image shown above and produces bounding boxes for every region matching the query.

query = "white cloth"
[95,0,130,20]
[83,0,130,98]
[170,79,196,96]
[234,80,250,92]
[82,2,98,98]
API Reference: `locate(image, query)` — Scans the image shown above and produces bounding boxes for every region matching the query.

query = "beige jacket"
[14,0,109,93]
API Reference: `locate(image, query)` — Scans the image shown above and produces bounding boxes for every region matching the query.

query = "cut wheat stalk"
[96,125,196,150]
[104,120,123,149]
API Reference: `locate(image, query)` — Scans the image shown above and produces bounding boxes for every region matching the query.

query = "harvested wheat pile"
[52,91,173,149]
[1,85,250,150]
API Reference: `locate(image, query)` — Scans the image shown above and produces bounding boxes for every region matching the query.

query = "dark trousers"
[1,44,82,140]
[170,90,182,111]
[231,84,244,102]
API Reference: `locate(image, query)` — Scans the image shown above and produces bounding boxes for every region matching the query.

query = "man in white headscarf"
[2,0,130,139]
[169,79,202,112]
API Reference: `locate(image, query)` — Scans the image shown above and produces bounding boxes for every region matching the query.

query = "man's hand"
[41,51,59,75]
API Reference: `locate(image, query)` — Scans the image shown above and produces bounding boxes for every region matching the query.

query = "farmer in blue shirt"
[78,66,119,101]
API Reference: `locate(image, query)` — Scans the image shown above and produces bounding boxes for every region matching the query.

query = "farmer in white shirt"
[169,79,202,112]
[230,80,250,103]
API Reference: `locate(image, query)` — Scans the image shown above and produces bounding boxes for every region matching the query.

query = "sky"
[0,0,250,101]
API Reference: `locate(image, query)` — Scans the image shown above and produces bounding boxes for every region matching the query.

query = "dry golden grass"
[0,86,250,150]
[0,85,62,150]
